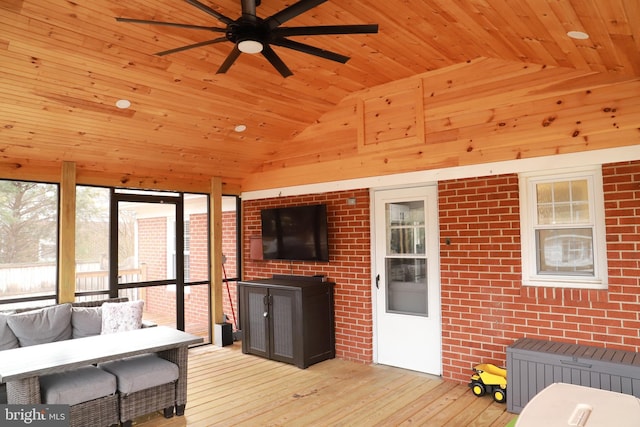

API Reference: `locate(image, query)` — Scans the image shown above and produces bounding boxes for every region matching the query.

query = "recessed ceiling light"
[567,31,589,40]
[115,99,131,109]
[234,124,247,132]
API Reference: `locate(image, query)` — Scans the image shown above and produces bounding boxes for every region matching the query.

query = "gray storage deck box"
[506,338,640,414]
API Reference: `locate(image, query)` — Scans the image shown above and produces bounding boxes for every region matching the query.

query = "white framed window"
[519,167,607,289]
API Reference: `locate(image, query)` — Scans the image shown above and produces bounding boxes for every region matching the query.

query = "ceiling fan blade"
[266,0,327,30]
[271,37,349,63]
[261,45,293,77]
[216,46,241,74]
[185,0,235,26]
[274,24,379,37]
[116,17,226,32]
[155,37,228,56]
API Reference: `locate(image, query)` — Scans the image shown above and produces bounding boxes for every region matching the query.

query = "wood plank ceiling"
[1,0,639,193]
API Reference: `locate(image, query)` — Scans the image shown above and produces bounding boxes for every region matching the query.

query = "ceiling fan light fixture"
[238,39,263,54]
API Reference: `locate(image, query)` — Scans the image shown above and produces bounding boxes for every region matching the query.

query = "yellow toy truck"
[469,363,507,403]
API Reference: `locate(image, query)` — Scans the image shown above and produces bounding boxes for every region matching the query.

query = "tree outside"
[0,181,58,264]
[0,180,58,300]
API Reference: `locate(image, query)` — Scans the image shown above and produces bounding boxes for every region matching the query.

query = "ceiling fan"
[117,0,378,77]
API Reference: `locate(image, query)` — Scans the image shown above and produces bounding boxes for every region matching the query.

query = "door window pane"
[385,200,428,316]
[387,201,425,255]
[0,180,58,305]
[387,201,424,226]
[386,258,427,316]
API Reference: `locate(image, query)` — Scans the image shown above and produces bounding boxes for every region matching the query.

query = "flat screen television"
[261,204,329,262]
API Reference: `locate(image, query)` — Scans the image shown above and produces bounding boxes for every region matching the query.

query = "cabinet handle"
[263,311,268,318]
[560,359,592,369]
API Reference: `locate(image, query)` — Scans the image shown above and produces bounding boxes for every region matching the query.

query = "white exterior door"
[373,186,441,374]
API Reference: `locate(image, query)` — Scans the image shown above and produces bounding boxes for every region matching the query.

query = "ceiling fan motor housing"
[227,17,269,49]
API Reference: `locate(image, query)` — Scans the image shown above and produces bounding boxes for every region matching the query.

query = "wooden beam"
[58,161,76,303]
[210,177,225,334]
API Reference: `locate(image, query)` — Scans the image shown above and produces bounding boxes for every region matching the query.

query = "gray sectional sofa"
[0,297,146,353]
[0,298,182,427]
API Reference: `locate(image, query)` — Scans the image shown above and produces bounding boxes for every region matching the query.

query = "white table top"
[0,326,203,382]
[516,383,640,427]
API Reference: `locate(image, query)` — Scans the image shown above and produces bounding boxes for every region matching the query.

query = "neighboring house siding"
[243,189,373,364]
[241,161,639,382]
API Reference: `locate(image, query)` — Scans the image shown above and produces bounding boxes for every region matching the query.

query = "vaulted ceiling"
[1,0,639,193]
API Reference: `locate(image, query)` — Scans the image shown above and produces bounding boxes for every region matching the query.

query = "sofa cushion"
[6,303,72,347]
[71,306,102,338]
[101,300,144,334]
[40,365,117,406]
[99,354,179,394]
[0,312,19,350]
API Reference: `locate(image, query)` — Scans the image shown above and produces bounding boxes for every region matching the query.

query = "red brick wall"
[137,217,168,282]
[439,161,640,383]
[222,211,237,278]
[439,174,522,383]
[133,209,239,335]
[602,161,640,346]
[137,217,172,315]
[243,189,372,363]
[241,161,639,381]
[222,211,238,327]
[188,213,209,282]
[185,213,210,330]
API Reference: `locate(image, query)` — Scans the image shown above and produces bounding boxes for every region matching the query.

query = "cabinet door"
[268,288,298,365]
[243,286,269,359]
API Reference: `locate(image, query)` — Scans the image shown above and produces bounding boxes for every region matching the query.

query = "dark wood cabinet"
[238,277,335,368]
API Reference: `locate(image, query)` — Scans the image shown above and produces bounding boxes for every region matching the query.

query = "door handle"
[263,295,269,318]
[375,274,380,289]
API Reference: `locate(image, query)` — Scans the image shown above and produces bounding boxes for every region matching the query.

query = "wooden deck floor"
[135,342,516,427]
